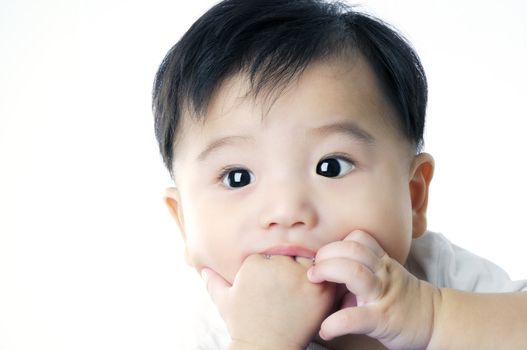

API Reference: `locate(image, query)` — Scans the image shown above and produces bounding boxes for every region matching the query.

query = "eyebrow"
[197,120,375,161]
[310,121,376,145]
[197,135,251,161]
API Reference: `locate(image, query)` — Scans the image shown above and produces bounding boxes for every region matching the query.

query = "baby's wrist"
[426,286,446,350]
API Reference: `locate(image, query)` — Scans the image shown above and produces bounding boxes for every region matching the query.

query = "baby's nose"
[257,184,318,230]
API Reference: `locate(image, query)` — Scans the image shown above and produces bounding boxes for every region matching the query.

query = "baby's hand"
[202,254,336,350]
[308,230,440,350]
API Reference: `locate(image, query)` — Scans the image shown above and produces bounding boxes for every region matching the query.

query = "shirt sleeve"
[406,231,527,293]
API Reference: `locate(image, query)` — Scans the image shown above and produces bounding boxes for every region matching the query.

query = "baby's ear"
[409,153,434,239]
[164,187,185,232]
[164,187,191,264]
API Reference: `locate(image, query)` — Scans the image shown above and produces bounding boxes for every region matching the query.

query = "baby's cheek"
[331,198,412,263]
[360,189,413,263]
[192,240,241,284]
[374,213,412,263]
[384,233,411,264]
[358,208,409,262]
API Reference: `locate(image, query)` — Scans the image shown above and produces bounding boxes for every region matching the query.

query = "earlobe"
[164,187,188,242]
[409,153,434,239]
[164,187,195,266]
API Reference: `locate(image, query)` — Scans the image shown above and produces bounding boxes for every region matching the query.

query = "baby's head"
[153,0,434,283]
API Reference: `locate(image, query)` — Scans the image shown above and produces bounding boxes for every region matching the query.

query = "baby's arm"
[308,230,527,349]
[202,254,335,350]
[428,289,527,349]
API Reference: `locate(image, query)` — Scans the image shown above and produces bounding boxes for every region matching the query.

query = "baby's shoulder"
[407,231,527,292]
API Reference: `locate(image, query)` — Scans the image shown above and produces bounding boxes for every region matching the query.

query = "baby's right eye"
[220,168,255,188]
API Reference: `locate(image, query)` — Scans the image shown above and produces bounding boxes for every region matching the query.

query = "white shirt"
[405,231,527,293]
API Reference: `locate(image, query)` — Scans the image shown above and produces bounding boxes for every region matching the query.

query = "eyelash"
[324,153,356,166]
[217,165,241,182]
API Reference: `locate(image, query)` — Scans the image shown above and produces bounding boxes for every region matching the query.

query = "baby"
[152,1,527,349]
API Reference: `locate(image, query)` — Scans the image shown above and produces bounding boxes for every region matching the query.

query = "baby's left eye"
[316,156,355,178]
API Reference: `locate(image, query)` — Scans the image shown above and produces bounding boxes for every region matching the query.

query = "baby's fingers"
[319,306,377,340]
[344,230,385,258]
[308,258,382,302]
[315,239,382,273]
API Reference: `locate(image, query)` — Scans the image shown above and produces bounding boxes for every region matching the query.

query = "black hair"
[152,0,427,177]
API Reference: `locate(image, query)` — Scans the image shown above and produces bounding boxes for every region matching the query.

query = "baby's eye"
[221,168,255,188]
[316,156,355,178]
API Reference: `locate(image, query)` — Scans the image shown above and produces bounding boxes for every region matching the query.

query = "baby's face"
[167,57,432,283]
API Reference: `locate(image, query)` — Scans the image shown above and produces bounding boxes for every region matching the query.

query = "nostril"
[291,221,305,228]
[266,221,305,229]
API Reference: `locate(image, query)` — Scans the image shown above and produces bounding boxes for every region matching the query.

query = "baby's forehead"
[192,57,402,135]
[175,57,413,161]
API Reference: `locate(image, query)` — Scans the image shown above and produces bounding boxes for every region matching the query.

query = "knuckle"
[375,257,389,276]
[352,229,368,240]
[346,240,363,255]
[352,261,367,276]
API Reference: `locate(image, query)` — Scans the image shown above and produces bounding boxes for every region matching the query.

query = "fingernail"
[307,266,314,281]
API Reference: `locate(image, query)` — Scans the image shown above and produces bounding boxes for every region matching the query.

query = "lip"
[261,245,316,258]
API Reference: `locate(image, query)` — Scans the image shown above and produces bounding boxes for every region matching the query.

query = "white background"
[1,1,526,349]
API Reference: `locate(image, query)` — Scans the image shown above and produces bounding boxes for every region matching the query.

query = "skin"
[165,55,436,349]
[202,254,336,350]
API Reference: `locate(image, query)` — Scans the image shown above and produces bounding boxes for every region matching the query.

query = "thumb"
[201,267,231,308]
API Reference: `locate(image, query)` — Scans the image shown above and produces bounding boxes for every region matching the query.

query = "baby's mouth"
[261,254,315,267]
[261,245,317,267]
